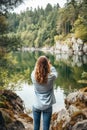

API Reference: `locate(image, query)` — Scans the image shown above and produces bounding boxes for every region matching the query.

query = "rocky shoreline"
[0,87,87,130]
[0,90,33,130]
[21,37,87,55]
[50,87,87,130]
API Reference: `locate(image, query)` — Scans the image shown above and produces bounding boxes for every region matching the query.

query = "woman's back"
[31,56,58,130]
[31,63,58,110]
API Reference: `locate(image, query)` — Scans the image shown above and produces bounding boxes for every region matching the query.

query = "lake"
[16,83,65,114]
[2,51,87,114]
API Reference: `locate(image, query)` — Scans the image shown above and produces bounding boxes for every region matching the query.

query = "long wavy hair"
[35,56,50,84]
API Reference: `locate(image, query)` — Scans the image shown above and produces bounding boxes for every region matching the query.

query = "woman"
[31,56,58,130]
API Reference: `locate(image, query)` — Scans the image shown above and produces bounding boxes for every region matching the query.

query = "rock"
[0,111,5,125]
[66,111,87,130]
[50,87,87,130]
[68,105,80,115]
[65,87,87,110]
[65,91,83,106]
[72,120,87,130]
[0,110,24,130]
[57,109,71,127]
[0,90,33,130]
[7,120,25,130]
[2,90,24,113]
[1,87,87,130]
[83,44,87,54]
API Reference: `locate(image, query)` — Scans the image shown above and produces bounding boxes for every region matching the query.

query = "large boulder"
[0,90,33,130]
[72,120,87,130]
[50,87,87,130]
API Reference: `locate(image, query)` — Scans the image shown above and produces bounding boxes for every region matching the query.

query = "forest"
[0,0,87,51]
[0,0,87,89]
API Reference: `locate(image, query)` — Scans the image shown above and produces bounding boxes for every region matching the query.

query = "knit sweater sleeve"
[50,66,58,78]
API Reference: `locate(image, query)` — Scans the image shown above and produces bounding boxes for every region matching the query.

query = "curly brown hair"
[35,56,50,84]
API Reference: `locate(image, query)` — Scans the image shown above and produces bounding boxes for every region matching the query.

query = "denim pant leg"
[33,107,41,130]
[43,107,52,130]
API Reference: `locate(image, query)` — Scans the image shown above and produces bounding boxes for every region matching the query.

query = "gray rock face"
[72,120,87,130]
[50,87,87,130]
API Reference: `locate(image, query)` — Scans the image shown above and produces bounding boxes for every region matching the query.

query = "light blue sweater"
[31,66,58,110]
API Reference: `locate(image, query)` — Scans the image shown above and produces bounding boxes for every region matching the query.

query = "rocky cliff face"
[0,90,33,130]
[50,87,87,130]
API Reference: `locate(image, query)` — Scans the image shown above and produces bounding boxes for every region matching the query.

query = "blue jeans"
[33,106,52,130]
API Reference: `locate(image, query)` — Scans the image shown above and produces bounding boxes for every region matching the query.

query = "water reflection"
[1,51,87,90]
[13,51,87,112]
[55,53,87,66]
[54,87,65,112]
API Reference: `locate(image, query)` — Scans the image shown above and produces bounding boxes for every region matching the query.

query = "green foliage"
[7,4,59,48]
[81,72,87,79]
[0,0,23,15]
[0,34,23,52]
[0,0,23,53]
[45,3,52,14]
[0,16,8,34]
[56,0,87,41]
[0,53,15,89]
[0,52,31,89]
[0,67,9,89]
[74,17,87,41]
[54,35,64,41]
[0,0,87,51]
[78,72,87,84]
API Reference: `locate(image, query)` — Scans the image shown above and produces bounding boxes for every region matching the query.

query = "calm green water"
[13,51,87,91]
[14,51,87,112]
[1,51,87,112]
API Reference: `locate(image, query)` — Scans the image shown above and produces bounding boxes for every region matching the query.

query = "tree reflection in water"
[0,51,87,93]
